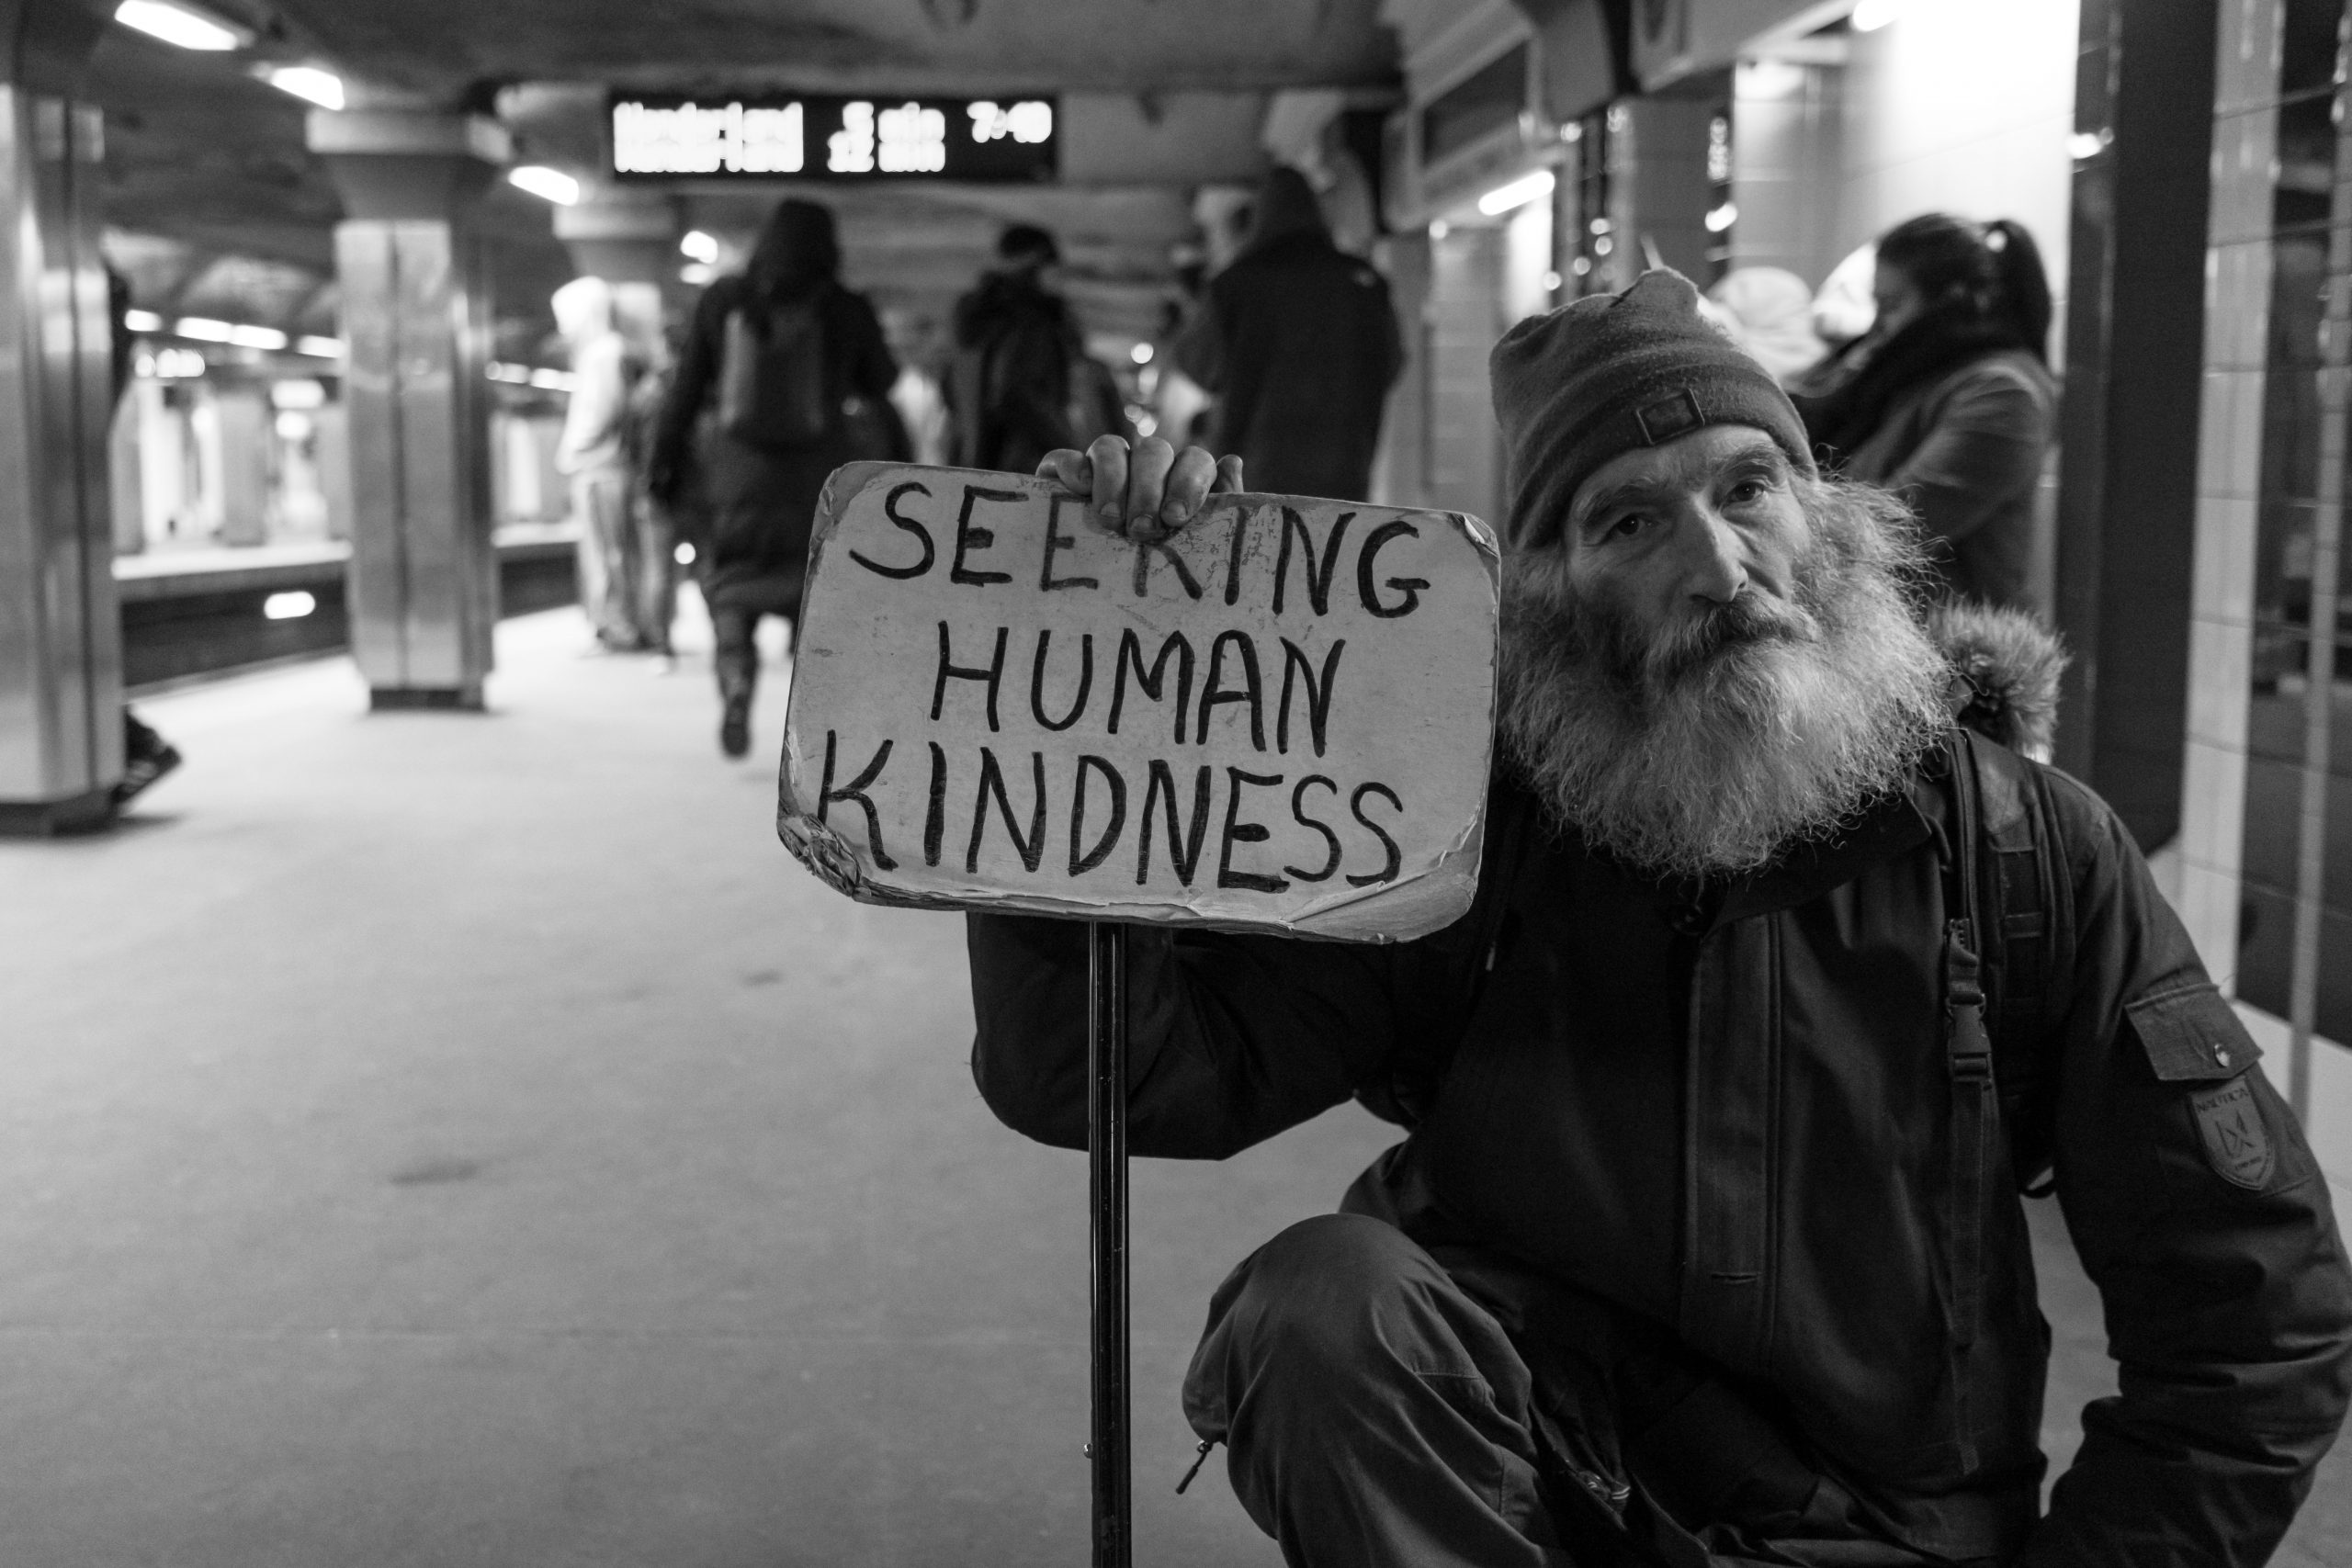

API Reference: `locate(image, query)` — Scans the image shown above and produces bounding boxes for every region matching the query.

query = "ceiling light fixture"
[1477,168,1555,218]
[113,0,248,51]
[122,309,164,333]
[679,230,719,264]
[296,336,344,359]
[265,65,345,110]
[173,317,235,343]
[508,165,581,206]
[1850,0,1905,31]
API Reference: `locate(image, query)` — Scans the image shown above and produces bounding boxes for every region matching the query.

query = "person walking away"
[647,198,898,759]
[1170,165,1402,502]
[1792,214,2057,611]
[974,271,2352,1567]
[555,276,645,652]
[947,225,1079,474]
[882,306,953,467]
[613,282,678,663]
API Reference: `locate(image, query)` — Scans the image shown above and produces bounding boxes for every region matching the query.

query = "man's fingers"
[1035,448,1092,496]
[1213,455,1246,495]
[1161,446,1220,525]
[1086,435,1131,533]
[1125,436,1178,538]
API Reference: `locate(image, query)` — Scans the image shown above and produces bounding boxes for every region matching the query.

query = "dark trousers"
[1183,1215,1957,1568]
[710,598,798,708]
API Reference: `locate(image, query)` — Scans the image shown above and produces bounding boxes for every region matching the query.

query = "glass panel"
[2280,0,2347,101]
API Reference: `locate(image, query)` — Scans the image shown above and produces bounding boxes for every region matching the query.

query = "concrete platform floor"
[0,601,2343,1567]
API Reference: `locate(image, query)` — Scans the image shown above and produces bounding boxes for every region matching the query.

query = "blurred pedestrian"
[649,197,899,759]
[555,276,645,653]
[1793,214,2056,611]
[948,225,1080,474]
[1707,266,1827,387]
[614,283,678,664]
[1170,165,1401,502]
[882,306,953,467]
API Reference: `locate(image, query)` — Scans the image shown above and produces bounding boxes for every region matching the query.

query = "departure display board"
[610,93,1058,182]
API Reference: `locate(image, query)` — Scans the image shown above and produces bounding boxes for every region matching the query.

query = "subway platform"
[0,602,2344,1568]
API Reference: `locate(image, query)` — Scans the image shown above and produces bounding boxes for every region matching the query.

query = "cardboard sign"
[777,463,1499,943]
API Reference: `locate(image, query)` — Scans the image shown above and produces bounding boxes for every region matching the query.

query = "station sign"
[777,464,1498,944]
[610,92,1057,183]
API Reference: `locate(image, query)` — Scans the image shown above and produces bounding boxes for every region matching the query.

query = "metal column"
[0,82,119,832]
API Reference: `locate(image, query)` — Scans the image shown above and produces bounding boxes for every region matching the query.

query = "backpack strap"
[1939,728,1995,1475]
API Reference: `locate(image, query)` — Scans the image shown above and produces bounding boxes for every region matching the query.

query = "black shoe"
[719,698,751,759]
[112,742,181,807]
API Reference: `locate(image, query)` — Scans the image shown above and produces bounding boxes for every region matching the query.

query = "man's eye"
[1724,479,1768,504]
[1603,513,1649,540]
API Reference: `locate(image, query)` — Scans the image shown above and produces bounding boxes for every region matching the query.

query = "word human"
[781,467,1497,938]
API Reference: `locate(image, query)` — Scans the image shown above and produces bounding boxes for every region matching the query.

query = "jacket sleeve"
[1884,362,2052,546]
[967,913,1400,1159]
[2018,774,2352,1568]
[650,283,728,490]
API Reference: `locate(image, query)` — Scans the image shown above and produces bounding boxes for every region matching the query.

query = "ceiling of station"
[82,0,1401,360]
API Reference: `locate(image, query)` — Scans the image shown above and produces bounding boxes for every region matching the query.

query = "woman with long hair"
[1793,214,2057,611]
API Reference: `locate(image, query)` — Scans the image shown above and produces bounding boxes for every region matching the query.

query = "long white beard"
[1497,478,1951,882]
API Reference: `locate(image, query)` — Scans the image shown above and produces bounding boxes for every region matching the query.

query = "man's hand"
[1036,435,1245,544]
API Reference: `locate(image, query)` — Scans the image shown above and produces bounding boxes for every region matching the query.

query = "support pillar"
[308,108,506,710]
[0,0,125,834]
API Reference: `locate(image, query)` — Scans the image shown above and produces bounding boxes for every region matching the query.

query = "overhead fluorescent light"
[113,0,248,51]
[679,230,719,264]
[1851,0,1905,31]
[1477,168,1555,218]
[508,165,581,206]
[295,336,345,358]
[264,65,345,110]
[173,317,235,342]
[227,324,288,350]
[262,591,317,620]
[528,367,577,391]
[1704,201,1738,233]
[122,309,164,333]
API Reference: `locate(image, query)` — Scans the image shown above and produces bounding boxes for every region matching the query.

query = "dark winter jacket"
[967,640,2351,1565]
[947,268,1080,476]
[1796,317,2056,611]
[1171,176,1403,502]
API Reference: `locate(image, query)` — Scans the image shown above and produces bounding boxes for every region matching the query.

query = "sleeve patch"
[2124,984,2262,1081]
[2191,1077,2275,1190]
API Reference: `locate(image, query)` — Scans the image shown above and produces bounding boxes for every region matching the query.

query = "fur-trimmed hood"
[1930,602,2067,757]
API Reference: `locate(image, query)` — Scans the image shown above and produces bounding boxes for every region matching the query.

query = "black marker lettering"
[1069,755,1127,875]
[1217,768,1289,893]
[1222,507,1253,605]
[1108,629,1195,743]
[1038,492,1100,592]
[923,741,947,867]
[1276,638,1345,757]
[1029,630,1093,733]
[1130,537,1204,601]
[1358,520,1429,618]
[1272,507,1352,616]
[816,731,898,871]
[950,484,1021,586]
[1283,775,1342,882]
[1346,782,1404,886]
[1136,760,1214,887]
[850,481,938,580]
[967,747,1048,874]
[1195,630,1265,750]
[931,621,1008,731]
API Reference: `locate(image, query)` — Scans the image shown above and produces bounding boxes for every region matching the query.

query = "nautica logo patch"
[2191,1077,2273,1190]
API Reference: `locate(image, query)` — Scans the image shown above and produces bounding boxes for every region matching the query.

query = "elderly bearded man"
[964,271,2352,1568]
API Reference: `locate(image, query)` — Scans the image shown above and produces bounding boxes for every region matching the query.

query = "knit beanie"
[1489,267,1815,550]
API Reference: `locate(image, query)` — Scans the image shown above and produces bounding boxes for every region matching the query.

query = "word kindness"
[778,465,1498,942]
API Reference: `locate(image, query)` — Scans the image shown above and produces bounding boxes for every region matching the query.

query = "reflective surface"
[338,217,496,703]
[0,87,121,805]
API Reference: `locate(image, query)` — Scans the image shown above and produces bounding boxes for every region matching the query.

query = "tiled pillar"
[554,186,677,288]
[1728,56,1842,288]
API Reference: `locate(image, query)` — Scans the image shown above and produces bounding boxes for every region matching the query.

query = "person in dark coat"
[1793,214,2058,611]
[968,271,2352,1568]
[1170,165,1402,502]
[649,197,897,758]
[946,224,1081,475]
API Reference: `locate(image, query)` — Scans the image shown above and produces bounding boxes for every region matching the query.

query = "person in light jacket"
[1794,214,2057,611]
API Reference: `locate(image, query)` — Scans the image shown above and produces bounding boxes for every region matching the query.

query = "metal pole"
[1087,919,1131,1568]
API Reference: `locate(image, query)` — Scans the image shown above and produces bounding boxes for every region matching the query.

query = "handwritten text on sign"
[777,464,1498,942]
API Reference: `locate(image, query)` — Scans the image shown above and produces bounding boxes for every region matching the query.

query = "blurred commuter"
[1707,266,1826,387]
[882,307,953,467]
[1170,165,1401,502]
[1811,242,1878,349]
[1793,215,2056,611]
[555,276,648,652]
[615,284,679,662]
[649,198,899,759]
[948,224,1080,474]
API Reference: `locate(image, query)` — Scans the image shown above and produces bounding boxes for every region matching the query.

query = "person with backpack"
[1792,215,2058,612]
[649,198,899,758]
[967,271,2352,1568]
[946,224,1081,475]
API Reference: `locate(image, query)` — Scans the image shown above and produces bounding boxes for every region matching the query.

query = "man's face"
[1544,424,1812,687]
